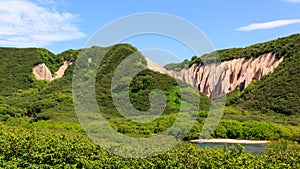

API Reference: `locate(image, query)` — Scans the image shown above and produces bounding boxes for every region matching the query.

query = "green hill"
[0,35,300,167]
[223,34,300,124]
[0,35,299,137]
[165,34,300,121]
[0,44,210,132]
[0,47,54,96]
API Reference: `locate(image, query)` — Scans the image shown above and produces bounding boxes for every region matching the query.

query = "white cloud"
[236,19,300,31]
[0,0,85,47]
[279,0,300,3]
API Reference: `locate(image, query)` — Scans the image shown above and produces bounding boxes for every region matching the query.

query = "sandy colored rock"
[146,58,169,74]
[32,63,52,81]
[189,139,271,144]
[147,53,283,98]
[33,61,72,81]
[54,61,72,79]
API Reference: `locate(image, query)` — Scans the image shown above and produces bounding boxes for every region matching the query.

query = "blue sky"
[0,0,299,62]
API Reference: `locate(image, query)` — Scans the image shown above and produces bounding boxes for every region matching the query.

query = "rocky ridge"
[32,52,284,98]
[147,53,283,98]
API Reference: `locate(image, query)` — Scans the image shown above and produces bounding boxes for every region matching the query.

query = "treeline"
[165,33,300,70]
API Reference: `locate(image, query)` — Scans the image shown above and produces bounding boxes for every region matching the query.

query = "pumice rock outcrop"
[54,61,73,79]
[146,58,169,74]
[32,63,52,81]
[147,53,283,98]
[33,61,72,81]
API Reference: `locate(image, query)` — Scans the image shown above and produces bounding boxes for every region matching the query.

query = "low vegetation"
[0,124,299,168]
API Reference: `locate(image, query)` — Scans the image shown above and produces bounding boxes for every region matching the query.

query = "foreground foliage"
[0,125,299,168]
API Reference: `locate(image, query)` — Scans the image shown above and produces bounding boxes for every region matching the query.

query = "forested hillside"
[166,34,300,120]
[0,35,299,168]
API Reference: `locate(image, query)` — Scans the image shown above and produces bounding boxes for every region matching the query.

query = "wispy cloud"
[37,0,56,5]
[236,19,300,31]
[279,0,300,3]
[0,0,85,47]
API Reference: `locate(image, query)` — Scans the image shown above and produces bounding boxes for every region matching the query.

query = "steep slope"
[92,44,210,119]
[0,48,61,96]
[162,34,300,116]
[32,61,73,81]
[0,47,78,122]
[0,47,81,96]
[150,53,282,98]
[0,44,210,123]
[32,63,52,81]
[236,49,300,116]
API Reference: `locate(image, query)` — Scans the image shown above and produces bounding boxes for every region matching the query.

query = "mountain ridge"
[0,34,299,124]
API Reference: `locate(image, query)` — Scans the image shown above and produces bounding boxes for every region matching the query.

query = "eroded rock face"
[32,63,52,81]
[147,53,283,98]
[146,58,169,74]
[54,61,72,79]
[33,61,72,81]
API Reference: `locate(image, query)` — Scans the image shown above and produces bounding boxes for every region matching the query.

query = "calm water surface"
[198,143,269,154]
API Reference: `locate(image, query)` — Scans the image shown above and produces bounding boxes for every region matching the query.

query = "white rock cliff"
[33,61,72,81]
[32,63,53,81]
[147,53,283,98]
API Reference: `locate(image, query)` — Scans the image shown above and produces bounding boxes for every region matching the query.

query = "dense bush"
[0,125,299,168]
[237,50,300,116]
